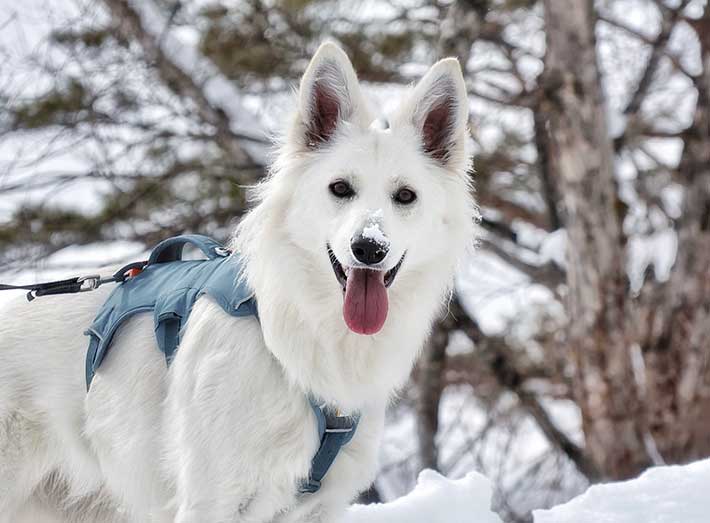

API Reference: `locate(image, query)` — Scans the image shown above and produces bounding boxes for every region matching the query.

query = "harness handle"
[148,235,231,265]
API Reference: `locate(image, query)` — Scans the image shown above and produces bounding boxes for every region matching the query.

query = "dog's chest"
[165,309,322,489]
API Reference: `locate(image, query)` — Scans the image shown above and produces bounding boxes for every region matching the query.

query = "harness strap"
[300,400,360,494]
[146,235,233,364]
[156,311,184,364]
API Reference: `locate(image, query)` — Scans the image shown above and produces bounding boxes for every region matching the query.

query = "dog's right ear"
[298,42,368,149]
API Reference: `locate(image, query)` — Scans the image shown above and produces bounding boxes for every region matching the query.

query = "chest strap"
[300,400,360,494]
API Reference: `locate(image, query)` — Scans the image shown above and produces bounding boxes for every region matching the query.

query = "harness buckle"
[77,275,101,292]
[299,478,321,494]
[325,426,354,434]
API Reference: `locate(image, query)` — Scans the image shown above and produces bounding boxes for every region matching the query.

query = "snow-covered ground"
[345,470,502,523]
[533,458,710,523]
[345,460,710,523]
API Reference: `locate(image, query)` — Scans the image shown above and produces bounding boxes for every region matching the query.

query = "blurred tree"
[1,0,709,520]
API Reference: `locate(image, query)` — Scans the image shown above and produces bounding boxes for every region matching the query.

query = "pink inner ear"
[422,98,454,161]
[306,81,341,148]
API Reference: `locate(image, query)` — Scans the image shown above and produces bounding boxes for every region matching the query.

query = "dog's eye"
[393,187,417,205]
[329,180,355,199]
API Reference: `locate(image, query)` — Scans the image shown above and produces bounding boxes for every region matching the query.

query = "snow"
[539,229,567,269]
[533,459,710,523]
[360,210,390,246]
[344,469,502,523]
[627,227,678,291]
[362,223,390,247]
[346,459,710,523]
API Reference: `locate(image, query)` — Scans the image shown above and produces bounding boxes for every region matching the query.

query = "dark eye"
[329,180,355,199]
[394,187,417,205]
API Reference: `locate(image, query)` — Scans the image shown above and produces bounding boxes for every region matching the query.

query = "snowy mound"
[345,459,710,523]
[344,469,502,523]
[534,458,710,523]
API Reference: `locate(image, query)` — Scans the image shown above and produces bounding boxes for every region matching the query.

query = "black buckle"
[324,413,356,433]
[299,477,321,494]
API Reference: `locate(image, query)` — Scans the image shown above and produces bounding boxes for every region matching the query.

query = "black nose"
[351,236,388,265]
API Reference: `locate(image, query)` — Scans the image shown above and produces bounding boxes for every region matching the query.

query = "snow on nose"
[362,222,389,249]
[361,209,390,249]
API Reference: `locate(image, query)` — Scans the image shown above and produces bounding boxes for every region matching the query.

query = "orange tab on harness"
[125,268,143,278]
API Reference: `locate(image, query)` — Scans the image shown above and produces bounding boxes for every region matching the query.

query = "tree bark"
[416,313,453,471]
[641,7,710,463]
[542,0,651,479]
[414,0,486,474]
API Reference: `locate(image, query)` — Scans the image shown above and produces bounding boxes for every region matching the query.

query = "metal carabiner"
[77,275,102,292]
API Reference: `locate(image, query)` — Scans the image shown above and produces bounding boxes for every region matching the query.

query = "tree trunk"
[416,315,452,471]
[542,0,651,479]
[414,0,485,473]
[641,8,710,463]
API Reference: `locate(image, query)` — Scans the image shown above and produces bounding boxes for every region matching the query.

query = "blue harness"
[84,234,358,494]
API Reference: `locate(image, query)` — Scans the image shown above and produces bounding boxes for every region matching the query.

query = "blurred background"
[1,0,709,521]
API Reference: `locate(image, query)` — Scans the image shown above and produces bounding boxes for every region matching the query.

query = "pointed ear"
[394,58,469,166]
[298,42,368,149]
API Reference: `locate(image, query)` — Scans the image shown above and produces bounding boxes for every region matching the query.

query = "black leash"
[0,261,147,302]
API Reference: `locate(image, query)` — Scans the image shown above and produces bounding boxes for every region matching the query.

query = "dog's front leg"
[166,310,317,523]
[169,408,312,523]
[170,438,308,523]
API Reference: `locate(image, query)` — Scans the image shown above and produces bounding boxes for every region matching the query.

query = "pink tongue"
[343,268,389,335]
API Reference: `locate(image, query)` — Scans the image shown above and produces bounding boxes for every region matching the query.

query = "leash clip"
[77,275,102,292]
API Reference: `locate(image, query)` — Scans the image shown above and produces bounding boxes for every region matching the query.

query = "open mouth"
[327,244,405,335]
[327,245,405,292]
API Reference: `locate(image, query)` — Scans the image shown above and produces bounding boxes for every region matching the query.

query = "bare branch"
[478,237,565,288]
[624,1,690,117]
[597,14,698,82]
[101,0,262,174]
[446,295,602,481]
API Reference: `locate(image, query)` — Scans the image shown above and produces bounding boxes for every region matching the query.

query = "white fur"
[0,43,475,523]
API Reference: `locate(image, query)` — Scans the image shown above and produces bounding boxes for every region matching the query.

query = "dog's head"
[239,43,474,341]
[285,43,474,335]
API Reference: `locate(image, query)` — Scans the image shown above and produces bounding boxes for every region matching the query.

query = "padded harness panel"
[84,235,256,386]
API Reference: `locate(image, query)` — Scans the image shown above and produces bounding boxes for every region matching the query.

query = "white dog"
[0,43,475,522]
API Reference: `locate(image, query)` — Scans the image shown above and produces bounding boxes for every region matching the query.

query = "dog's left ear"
[298,42,369,149]
[394,58,469,167]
